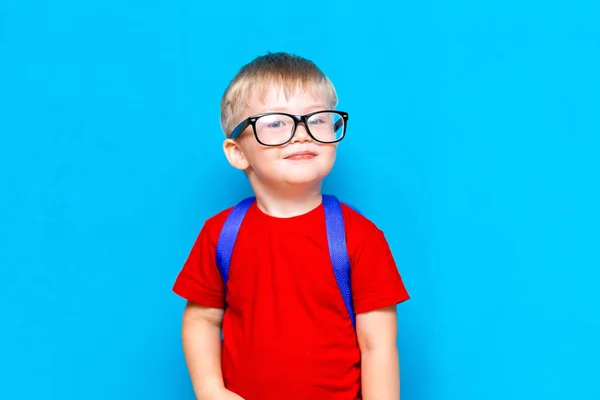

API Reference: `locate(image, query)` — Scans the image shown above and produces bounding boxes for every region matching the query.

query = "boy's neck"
[252,183,323,218]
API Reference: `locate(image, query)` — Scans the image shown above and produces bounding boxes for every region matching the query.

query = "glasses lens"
[307,111,345,143]
[255,114,295,145]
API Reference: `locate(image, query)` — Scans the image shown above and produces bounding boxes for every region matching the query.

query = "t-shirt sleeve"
[172,222,225,309]
[351,229,410,314]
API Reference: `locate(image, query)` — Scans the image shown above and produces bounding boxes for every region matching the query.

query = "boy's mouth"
[284,151,317,160]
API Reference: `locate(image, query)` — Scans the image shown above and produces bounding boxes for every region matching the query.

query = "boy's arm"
[182,301,243,400]
[347,223,410,400]
[356,305,400,400]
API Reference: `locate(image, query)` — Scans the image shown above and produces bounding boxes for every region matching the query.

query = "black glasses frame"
[229,110,349,146]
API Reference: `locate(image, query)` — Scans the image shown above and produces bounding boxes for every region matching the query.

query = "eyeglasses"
[229,110,349,146]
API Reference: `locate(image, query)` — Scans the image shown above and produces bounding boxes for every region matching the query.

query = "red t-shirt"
[172,201,410,400]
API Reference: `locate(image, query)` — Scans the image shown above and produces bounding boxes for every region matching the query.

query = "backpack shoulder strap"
[322,194,357,330]
[215,197,256,288]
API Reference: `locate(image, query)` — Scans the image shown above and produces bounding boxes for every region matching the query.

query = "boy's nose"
[291,123,312,143]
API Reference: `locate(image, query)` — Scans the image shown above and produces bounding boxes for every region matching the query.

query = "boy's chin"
[279,172,328,187]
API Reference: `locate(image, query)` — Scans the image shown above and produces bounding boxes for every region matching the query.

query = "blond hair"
[220,52,338,137]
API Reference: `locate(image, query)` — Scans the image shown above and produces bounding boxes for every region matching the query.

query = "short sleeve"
[172,223,225,309]
[350,229,410,314]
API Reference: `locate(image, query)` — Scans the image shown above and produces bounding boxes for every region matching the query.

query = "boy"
[172,52,410,400]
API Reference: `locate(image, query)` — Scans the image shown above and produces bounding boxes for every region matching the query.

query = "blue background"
[1,1,598,399]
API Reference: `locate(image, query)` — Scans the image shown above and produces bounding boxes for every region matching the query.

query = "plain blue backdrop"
[1,0,599,399]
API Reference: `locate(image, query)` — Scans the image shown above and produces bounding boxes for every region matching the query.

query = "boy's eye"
[266,120,285,128]
[308,117,325,125]
[257,114,292,131]
[309,112,335,126]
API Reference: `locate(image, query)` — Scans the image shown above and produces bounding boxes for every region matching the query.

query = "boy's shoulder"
[338,203,386,254]
[199,204,237,246]
[339,202,380,233]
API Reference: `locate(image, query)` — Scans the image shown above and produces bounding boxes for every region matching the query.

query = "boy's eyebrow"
[265,104,329,113]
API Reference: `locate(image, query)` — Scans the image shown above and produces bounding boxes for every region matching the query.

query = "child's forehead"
[244,82,330,113]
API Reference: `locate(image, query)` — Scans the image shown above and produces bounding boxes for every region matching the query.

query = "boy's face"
[223,84,338,190]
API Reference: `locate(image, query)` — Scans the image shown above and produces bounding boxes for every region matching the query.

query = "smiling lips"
[285,151,317,160]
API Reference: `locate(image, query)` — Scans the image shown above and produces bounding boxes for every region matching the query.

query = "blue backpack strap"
[322,194,356,330]
[215,197,256,290]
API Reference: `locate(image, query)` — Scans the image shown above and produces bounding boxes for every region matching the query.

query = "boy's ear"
[223,139,250,171]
